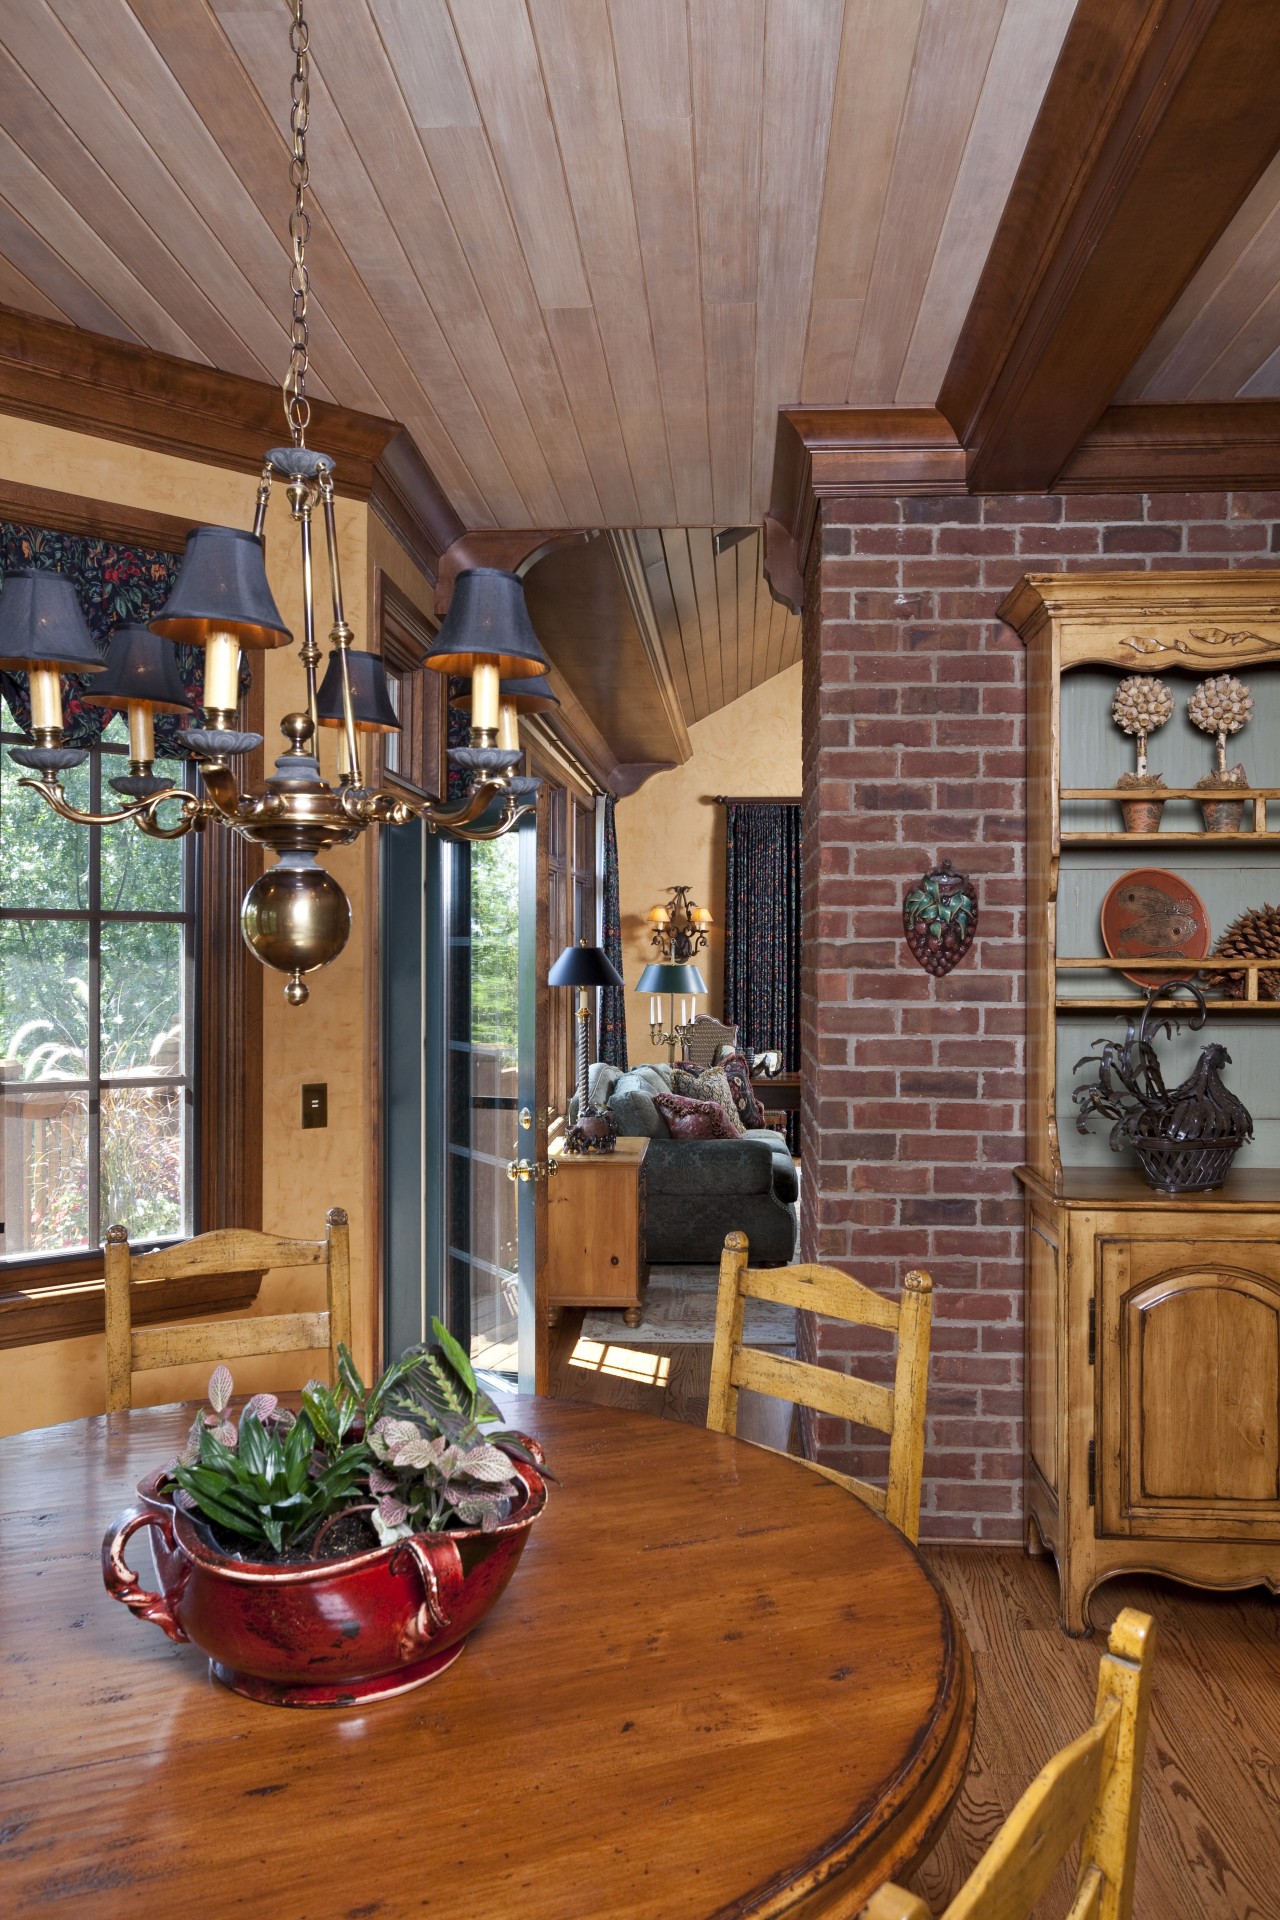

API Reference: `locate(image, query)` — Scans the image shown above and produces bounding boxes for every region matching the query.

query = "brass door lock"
[506,1157,557,1183]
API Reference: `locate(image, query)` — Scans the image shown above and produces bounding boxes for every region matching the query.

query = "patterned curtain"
[598,793,628,1067]
[724,802,801,1071]
[0,522,218,758]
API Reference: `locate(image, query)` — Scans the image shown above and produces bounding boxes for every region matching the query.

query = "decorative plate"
[1101,868,1211,989]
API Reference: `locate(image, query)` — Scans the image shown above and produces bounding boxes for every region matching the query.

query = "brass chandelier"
[0,0,545,1007]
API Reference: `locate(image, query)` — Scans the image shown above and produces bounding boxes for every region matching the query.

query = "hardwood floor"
[548,1307,1280,1919]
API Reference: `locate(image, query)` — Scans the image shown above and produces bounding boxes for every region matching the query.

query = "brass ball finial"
[284,970,310,1007]
[281,711,315,753]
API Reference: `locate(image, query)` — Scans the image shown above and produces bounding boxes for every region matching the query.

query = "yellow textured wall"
[0,416,392,1433]
[615,664,801,1064]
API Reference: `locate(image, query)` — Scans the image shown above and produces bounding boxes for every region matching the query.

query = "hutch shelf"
[1004,572,1280,1635]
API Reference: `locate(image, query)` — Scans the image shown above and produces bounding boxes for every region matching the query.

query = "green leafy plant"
[164,1324,550,1560]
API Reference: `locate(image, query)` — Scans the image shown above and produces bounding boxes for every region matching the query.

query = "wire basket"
[1130,1135,1247,1194]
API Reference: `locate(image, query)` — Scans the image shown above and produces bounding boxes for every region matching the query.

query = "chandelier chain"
[284,0,311,445]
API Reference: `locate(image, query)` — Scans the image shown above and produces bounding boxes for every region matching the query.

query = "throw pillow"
[653,1089,741,1141]
[718,1051,766,1130]
[672,1064,744,1135]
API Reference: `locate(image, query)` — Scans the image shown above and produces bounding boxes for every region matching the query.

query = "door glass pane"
[468,835,520,1375]
[101,1082,186,1241]
[100,920,185,1076]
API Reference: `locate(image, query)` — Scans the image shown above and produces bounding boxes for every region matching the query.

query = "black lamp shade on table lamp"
[550,940,624,1152]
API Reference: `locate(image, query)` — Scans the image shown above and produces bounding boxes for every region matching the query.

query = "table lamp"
[548,938,625,1152]
[636,961,708,1066]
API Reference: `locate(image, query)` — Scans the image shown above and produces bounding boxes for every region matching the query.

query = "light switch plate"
[301,1082,327,1129]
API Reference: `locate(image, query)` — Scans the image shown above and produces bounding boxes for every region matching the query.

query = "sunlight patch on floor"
[569,1337,670,1387]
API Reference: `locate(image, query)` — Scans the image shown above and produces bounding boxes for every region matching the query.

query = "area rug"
[582,1264,795,1346]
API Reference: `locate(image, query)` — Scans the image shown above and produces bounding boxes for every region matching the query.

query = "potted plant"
[1189,673,1253,832]
[1112,674,1174,831]
[102,1322,550,1708]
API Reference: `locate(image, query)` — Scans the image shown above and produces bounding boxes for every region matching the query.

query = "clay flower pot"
[103,1453,547,1708]
[1115,774,1167,833]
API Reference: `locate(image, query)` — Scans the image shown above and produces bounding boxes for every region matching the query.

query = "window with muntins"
[0,721,195,1261]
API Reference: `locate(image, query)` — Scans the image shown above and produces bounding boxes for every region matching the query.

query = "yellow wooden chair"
[707,1230,933,1542]
[859,1608,1156,1920]
[103,1209,352,1411]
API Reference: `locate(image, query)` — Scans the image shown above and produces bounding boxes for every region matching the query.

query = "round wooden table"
[0,1397,973,1918]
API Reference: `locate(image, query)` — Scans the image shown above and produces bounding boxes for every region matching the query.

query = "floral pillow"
[653,1090,741,1141]
[672,1064,744,1135]
[718,1052,766,1131]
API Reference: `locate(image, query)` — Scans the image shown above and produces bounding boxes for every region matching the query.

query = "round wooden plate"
[1101,867,1211,988]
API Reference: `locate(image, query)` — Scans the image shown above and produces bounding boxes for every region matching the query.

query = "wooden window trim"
[373,570,447,803]
[0,488,264,1349]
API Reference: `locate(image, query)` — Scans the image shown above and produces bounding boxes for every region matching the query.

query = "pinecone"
[1112,675,1173,738]
[1212,902,1280,1001]
[1188,674,1253,740]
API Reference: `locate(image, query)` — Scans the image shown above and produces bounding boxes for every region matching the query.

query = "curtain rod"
[711,794,801,805]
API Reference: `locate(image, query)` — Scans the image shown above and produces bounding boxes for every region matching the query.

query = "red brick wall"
[801,489,1280,1542]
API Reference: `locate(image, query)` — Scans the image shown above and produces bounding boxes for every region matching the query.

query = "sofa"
[578,1062,798,1265]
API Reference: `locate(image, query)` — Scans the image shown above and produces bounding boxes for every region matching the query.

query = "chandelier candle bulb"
[202,632,242,720]
[470,659,501,739]
[127,703,155,765]
[497,701,520,753]
[27,665,63,735]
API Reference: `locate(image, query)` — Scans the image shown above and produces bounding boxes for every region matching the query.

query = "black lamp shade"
[0,569,104,672]
[80,625,194,713]
[636,962,708,996]
[454,670,560,715]
[549,941,625,989]
[149,527,292,651]
[425,569,550,679]
[315,649,401,733]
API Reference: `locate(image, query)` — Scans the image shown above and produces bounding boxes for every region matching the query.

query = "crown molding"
[433,528,592,617]
[1058,402,1280,491]
[764,407,966,611]
[0,304,463,589]
[763,400,1280,612]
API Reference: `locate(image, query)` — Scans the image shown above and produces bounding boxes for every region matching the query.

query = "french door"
[382,813,539,1391]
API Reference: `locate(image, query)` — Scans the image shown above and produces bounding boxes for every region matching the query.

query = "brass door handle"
[506,1158,557,1183]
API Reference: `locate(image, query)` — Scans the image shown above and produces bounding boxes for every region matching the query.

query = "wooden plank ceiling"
[0,0,1080,716]
[1120,149,1280,402]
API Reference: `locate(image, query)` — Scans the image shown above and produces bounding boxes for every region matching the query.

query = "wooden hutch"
[1004,573,1280,1634]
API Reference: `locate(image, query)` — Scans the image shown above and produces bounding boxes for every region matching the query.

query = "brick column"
[801,489,1280,1541]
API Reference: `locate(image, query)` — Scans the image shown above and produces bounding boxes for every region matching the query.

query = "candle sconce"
[646,884,713,963]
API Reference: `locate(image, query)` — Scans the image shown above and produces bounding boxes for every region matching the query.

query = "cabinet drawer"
[1098,1235,1280,1539]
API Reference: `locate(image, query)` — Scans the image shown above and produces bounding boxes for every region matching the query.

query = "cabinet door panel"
[1100,1237,1280,1538]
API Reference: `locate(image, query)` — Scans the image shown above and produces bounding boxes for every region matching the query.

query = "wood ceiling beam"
[0,304,464,586]
[940,0,1280,493]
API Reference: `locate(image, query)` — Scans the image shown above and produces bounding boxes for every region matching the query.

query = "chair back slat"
[130,1227,328,1282]
[740,1263,901,1333]
[731,1345,895,1433]
[859,1610,1156,1920]
[103,1211,351,1411]
[707,1230,932,1543]
[131,1312,333,1373]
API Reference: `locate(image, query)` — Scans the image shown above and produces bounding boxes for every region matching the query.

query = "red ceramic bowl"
[103,1450,547,1708]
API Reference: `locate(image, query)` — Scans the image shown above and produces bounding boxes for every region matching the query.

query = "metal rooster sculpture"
[1072,982,1252,1194]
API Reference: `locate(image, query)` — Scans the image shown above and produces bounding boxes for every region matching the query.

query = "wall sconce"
[646,885,712,963]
